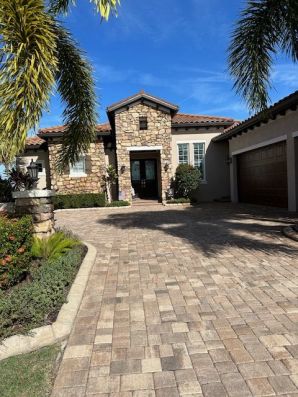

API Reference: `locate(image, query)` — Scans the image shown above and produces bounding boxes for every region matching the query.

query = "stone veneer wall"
[48,139,106,194]
[115,103,172,202]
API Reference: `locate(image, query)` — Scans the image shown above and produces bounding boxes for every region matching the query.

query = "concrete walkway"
[52,203,298,397]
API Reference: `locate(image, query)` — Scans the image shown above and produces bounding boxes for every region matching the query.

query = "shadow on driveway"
[98,203,298,257]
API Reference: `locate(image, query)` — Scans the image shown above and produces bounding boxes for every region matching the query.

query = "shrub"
[53,193,106,209]
[0,177,12,202]
[166,198,191,204]
[174,164,201,198]
[0,245,85,340]
[31,231,79,261]
[106,200,130,207]
[0,215,33,289]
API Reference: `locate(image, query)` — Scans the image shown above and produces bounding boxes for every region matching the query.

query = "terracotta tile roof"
[26,136,46,147]
[38,122,111,136]
[214,90,298,142]
[172,113,235,125]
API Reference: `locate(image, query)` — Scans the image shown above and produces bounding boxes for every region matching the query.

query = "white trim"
[69,173,87,178]
[231,135,287,156]
[292,131,298,138]
[127,146,162,152]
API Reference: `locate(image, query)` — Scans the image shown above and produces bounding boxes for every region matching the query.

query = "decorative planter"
[12,190,55,238]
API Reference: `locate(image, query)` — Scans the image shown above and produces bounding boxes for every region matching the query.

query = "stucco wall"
[17,150,50,190]
[115,103,172,202]
[171,128,230,201]
[48,139,106,194]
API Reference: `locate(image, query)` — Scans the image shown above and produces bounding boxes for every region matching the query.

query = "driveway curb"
[0,242,97,361]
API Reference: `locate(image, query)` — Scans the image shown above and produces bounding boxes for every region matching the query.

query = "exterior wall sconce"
[27,159,39,189]
[120,165,126,174]
[164,161,169,172]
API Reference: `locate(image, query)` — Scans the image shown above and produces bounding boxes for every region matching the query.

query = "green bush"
[0,246,85,340]
[31,231,79,261]
[53,193,106,209]
[106,200,130,207]
[0,177,12,203]
[174,164,201,198]
[166,198,191,204]
[0,215,33,289]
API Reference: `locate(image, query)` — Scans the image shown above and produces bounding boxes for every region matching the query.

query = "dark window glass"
[139,116,148,130]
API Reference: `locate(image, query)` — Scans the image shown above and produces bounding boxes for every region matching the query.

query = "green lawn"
[0,345,60,397]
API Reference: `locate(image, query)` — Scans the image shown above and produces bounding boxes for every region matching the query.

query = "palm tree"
[229,0,298,112]
[0,0,120,167]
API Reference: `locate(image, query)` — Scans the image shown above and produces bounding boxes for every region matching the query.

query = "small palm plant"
[31,231,79,261]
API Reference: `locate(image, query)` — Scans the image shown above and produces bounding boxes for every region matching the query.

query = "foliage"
[0,177,12,202]
[0,344,60,397]
[0,0,118,166]
[0,215,33,289]
[106,200,130,207]
[0,246,85,340]
[166,198,191,204]
[53,192,106,209]
[7,168,36,191]
[49,0,120,20]
[174,164,201,198]
[103,165,118,203]
[31,231,79,261]
[229,0,298,112]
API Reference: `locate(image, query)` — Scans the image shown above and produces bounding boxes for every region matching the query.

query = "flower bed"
[0,215,33,289]
[0,245,86,341]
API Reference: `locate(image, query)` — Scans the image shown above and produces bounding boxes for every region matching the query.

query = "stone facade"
[115,103,172,202]
[48,139,106,194]
[13,190,55,239]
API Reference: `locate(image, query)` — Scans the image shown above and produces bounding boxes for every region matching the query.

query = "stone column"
[12,190,55,239]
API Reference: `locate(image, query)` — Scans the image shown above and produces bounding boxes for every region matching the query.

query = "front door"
[131,159,158,199]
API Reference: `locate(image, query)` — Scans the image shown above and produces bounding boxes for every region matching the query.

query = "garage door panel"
[237,141,288,208]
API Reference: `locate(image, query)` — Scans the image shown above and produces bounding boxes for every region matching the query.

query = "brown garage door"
[237,141,288,208]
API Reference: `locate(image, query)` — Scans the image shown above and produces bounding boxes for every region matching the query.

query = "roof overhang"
[213,90,298,142]
[107,91,179,115]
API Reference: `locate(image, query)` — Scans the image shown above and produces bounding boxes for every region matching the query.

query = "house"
[20,90,298,211]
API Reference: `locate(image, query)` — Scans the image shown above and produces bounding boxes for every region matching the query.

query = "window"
[69,155,86,176]
[35,160,45,175]
[139,116,148,130]
[178,143,189,164]
[193,143,205,180]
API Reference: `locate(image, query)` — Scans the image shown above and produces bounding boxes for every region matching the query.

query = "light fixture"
[27,159,39,182]
[164,161,169,171]
[120,165,126,174]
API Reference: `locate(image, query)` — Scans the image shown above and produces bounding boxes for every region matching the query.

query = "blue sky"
[35,0,298,132]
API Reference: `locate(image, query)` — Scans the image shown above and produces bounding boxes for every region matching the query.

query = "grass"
[0,344,60,397]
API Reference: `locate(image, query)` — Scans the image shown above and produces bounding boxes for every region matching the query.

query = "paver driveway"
[52,203,298,397]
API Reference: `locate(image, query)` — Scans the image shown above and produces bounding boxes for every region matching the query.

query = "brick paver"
[52,203,298,396]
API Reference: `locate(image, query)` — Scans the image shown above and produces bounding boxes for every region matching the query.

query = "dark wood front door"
[237,141,288,208]
[131,159,158,199]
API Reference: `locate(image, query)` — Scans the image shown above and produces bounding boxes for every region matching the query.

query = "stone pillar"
[12,190,55,239]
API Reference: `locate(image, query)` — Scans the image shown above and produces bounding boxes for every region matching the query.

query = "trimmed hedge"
[106,200,130,207]
[166,198,191,204]
[0,216,33,289]
[0,246,85,340]
[53,193,106,209]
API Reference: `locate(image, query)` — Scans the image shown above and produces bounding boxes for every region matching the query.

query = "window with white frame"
[193,142,205,180]
[69,155,86,176]
[178,143,189,164]
[177,142,206,181]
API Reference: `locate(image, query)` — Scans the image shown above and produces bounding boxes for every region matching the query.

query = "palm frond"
[0,0,58,162]
[228,1,279,112]
[278,0,298,61]
[49,0,120,19]
[54,24,98,169]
